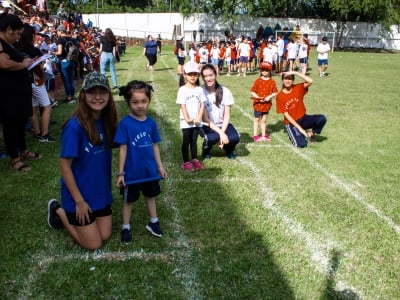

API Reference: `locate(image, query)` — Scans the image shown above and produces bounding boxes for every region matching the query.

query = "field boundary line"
[234,103,400,235]
[152,60,202,299]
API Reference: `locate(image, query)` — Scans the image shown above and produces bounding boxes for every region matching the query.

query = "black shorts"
[177,57,185,65]
[120,180,161,203]
[66,204,112,226]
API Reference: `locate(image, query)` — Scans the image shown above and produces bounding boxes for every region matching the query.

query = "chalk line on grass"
[235,102,400,235]
[151,67,202,300]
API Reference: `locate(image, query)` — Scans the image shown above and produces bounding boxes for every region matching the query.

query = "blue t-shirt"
[144,40,158,55]
[114,115,161,183]
[60,117,113,212]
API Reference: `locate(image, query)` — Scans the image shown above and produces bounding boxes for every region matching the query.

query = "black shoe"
[145,222,163,237]
[47,199,63,229]
[121,228,132,243]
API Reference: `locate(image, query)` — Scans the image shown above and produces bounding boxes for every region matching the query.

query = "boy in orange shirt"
[276,71,327,147]
[250,62,278,142]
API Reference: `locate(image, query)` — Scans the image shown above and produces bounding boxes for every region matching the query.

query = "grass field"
[0,46,399,299]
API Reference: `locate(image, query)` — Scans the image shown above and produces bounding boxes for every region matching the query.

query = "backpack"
[173,45,178,55]
[64,38,79,62]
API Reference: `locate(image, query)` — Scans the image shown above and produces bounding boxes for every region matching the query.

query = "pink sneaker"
[181,162,195,172]
[253,135,262,142]
[191,159,204,170]
[262,134,271,142]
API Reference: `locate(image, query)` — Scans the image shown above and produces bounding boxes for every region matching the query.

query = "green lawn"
[0,46,399,299]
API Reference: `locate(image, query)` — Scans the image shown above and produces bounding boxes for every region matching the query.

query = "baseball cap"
[56,25,66,31]
[183,61,200,74]
[82,72,110,91]
[177,35,184,40]
[259,61,272,71]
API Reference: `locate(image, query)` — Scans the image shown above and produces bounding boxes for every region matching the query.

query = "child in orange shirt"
[250,62,278,142]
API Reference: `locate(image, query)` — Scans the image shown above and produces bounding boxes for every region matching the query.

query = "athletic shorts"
[120,180,161,203]
[254,110,269,118]
[66,204,112,226]
[318,59,328,66]
[45,77,55,92]
[177,57,185,65]
[299,57,308,64]
[239,56,249,63]
[32,84,51,107]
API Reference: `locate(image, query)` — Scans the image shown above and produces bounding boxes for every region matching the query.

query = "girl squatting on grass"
[200,64,240,159]
[176,61,206,172]
[250,61,278,142]
[276,71,327,148]
[114,81,168,244]
[47,72,118,250]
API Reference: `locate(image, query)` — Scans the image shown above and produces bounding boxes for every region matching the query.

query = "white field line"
[234,103,400,235]
[237,157,361,297]
[155,57,360,296]
[152,61,202,300]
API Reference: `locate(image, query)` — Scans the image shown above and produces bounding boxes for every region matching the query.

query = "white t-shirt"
[286,42,299,60]
[276,39,285,57]
[189,49,196,62]
[263,46,275,64]
[317,42,330,59]
[202,86,234,127]
[238,42,251,57]
[298,43,308,59]
[176,85,206,129]
[199,48,209,63]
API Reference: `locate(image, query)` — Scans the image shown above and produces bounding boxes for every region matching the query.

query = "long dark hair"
[104,28,116,44]
[0,13,24,32]
[201,64,224,108]
[15,23,35,53]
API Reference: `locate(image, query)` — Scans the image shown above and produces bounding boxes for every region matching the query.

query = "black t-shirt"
[100,37,116,53]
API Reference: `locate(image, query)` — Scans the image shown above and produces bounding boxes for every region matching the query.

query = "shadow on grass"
[320,250,359,300]
[269,120,285,134]
[150,111,295,298]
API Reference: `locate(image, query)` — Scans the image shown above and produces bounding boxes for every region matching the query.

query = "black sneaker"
[47,199,63,229]
[121,228,132,243]
[50,99,58,108]
[145,222,163,237]
[38,134,55,143]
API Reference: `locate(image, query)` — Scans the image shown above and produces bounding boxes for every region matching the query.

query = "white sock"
[122,224,130,230]
[150,217,158,223]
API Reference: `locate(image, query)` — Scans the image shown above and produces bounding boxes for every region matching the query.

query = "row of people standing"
[182,34,331,77]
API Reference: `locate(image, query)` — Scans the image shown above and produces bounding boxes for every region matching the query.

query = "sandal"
[11,159,30,172]
[20,150,42,160]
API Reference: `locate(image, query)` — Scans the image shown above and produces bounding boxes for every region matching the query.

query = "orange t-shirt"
[250,77,278,112]
[258,41,267,59]
[276,84,308,125]
[219,47,226,60]
[230,46,237,60]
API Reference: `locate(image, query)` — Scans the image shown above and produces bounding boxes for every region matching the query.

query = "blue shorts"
[318,59,328,66]
[254,110,269,117]
[239,56,249,63]
[211,58,218,65]
[299,57,308,64]
[120,180,161,203]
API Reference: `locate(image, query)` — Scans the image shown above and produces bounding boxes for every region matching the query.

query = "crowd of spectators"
[0,1,126,159]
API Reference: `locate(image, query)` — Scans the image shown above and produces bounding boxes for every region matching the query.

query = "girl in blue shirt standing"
[114,81,168,243]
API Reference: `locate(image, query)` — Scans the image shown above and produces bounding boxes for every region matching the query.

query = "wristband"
[116,171,125,177]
